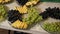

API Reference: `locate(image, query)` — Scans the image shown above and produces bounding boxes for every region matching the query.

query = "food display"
[8,6,60,30]
[0,0,11,4]
[42,22,60,32]
[0,0,60,34]
[0,5,7,22]
[16,0,40,6]
[8,6,43,29]
[8,10,28,29]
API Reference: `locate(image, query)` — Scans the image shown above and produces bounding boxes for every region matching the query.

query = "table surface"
[0,0,60,34]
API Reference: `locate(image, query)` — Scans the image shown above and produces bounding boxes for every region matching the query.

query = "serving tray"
[0,0,60,34]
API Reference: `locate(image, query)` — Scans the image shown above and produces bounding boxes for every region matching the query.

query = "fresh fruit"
[39,11,49,19]
[8,10,28,29]
[8,10,22,23]
[25,0,40,6]
[23,7,43,25]
[15,5,28,14]
[11,20,28,29]
[42,22,60,32]
[0,5,7,21]
[0,0,11,4]
[35,16,43,23]
[39,7,60,19]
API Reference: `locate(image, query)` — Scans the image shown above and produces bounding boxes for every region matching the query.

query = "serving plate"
[0,0,60,34]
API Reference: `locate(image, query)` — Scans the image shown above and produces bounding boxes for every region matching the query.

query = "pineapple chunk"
[23,22,28,29]
[0,0,10,4]
[11,20,28,29]
[25,0,39,6]
[11,20,22,28]
[0,0,3,3]
[15,5,28,14]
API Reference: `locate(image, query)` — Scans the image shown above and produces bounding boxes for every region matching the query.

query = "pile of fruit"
[39,7,60,19]
[8,10,22,23]
[23,7,43,25]
[0,5,7,22]
[0,0,11,4]
[8,10,28,29]
[7,6,43,29]
[0,0,60,32]
[8,6,60,29]
[42,22,60,32]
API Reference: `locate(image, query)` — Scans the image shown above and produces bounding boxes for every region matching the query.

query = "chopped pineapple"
[0,0,3,3]
[15,5,28,14]
[11,20,28,29]
[23,22,28,29]
[11,20,22,28]
[0,0,10,4]
[25,0,39,6]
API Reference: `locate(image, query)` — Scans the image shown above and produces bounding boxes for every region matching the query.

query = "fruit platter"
[0,0,60,34]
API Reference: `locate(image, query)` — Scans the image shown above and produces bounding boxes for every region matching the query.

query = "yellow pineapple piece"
[0,0,10,3]
[22,5,28,13]
[20,22,24,29]
[26,2,32,6]
[11,20,22,29]
[11,20,28,29]
[23,22,28,29]
[25,0,39,6]
[15,5,28,14]
[0,0,3,3]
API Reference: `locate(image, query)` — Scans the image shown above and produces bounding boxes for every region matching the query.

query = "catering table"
[0,0,60,34]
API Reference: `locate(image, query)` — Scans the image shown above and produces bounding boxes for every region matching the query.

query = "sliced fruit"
[0,0,11,4]
[25,0,40,6]
[11,20,28,29]
[15,5,28,14]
